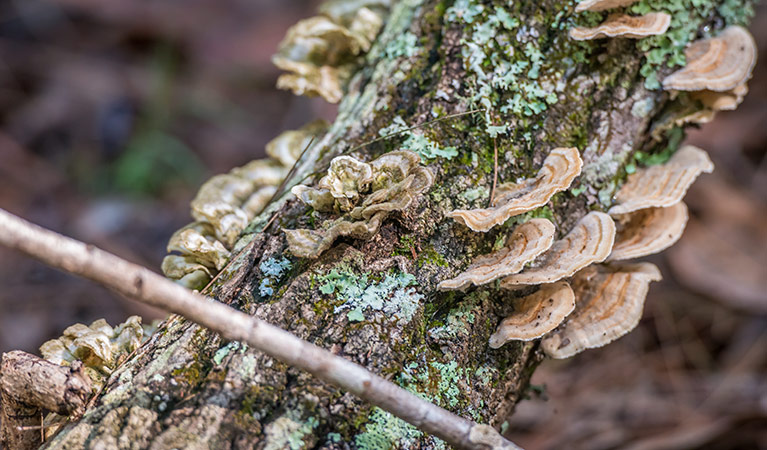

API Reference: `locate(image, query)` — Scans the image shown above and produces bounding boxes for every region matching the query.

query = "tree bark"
[41,0,755,448]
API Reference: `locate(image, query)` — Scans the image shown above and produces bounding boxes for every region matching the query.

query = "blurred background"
[0,0,764,449]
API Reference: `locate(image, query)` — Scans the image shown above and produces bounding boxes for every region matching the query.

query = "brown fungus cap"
[575,0,639,12]
[500,212,616,287]
[608,145,714,215]
[609,202,689,261]
[438,219,556,291]
[488,282,576,348]
[541,262,662,359]
[569,12,671,40]
[448,147,582,232]
[663,26,757,92]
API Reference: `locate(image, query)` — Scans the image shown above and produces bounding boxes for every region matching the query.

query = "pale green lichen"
[428,295,479,341]
[259,256,292,297]
[318,267,423,323]
[384,31,420,58]
[213,341,247,366]
[445,1,562,135]
[263,410,320,450]
[379,117,459,160]
[354,407,422,449]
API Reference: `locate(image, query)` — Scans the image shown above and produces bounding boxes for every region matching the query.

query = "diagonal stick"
[0,208,522,450]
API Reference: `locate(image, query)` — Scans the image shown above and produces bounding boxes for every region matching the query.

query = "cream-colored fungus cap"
[575,0,639,12]
[448,147,582,232]
[488,282,576,348]
[541,262,662,359]
[608,146,713,215]
[663,26,757,92]
[500,212,616,287]
[609,202,688,261]
[570,13,671,40]
[438,219,556,291]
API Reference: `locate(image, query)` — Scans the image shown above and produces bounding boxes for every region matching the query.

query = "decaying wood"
[0,208,521,450]
[0,351,91,450]
[0,0,758,447]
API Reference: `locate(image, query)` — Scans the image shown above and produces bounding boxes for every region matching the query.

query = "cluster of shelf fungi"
[6,0,757,444]
[159,0,756,359]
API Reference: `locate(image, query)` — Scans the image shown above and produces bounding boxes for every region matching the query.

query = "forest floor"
[0,1,765,449]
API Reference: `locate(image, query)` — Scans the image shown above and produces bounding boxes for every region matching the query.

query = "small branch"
[0,208,522,450]
[490,136,499,206]
[0,351,91,450]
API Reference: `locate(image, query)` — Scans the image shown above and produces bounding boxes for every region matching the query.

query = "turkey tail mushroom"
[448,147,582,232]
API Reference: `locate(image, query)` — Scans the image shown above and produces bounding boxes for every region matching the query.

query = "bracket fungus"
[540,262,662,359]
[608,146,714,215]
[575,0,639,12]
[500,212,616,287]
[40,316,153,391]
[609,202,688,261]
[161,255,214,290]
[569,12,671,40]
[285,150,433,258]
[448,147,583,232]
[272,4,386,103]
[662,26,757,93]
[164,156,290,288]
[437,218,556,291]
[266,119,329,168]
[488,282,576,348]
[166,222,231,271]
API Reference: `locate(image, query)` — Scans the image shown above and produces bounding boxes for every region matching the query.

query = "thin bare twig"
[490,136,499,206]
[0,208,522,450]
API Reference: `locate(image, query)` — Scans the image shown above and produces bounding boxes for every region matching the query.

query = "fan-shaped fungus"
[488,282,576,348]
[448,147,582,232]
[500,212,616,287]
[438,219,556,291]
[541,262,662,359]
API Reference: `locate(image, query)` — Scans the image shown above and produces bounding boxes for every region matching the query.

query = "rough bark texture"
[40,0,754,448]
[0,352,90,450]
